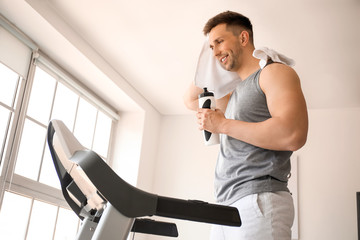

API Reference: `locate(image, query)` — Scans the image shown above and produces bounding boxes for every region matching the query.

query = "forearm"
[220,117,307,151]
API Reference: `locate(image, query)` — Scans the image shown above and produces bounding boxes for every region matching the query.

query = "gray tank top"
[214,66,292,204]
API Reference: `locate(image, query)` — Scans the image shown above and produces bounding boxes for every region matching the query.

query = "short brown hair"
[203,11,253,43]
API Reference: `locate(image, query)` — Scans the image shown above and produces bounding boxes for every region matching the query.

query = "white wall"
[141,107,360,240]
[144,115,220,240]
[137,109,162,192]
[152,115,219,201]
[110,109,162,240]
[111,108,162,192]
[111,111,146,186]
[296,107,360,239]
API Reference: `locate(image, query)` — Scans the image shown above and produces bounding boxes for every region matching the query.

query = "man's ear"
[239,31,250,46]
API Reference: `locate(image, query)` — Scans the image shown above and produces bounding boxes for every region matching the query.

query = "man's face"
[209,24,243,72]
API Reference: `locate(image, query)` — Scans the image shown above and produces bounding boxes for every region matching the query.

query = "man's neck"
[236,48,260,80]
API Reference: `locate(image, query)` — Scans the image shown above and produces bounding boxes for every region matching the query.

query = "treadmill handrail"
[70,150,159,218]
[47,119,241,226]
[47,121,84,219]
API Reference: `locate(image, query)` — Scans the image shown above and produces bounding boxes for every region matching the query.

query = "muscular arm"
[198,64,308,151]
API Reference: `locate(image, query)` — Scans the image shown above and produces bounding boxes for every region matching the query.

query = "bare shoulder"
[259,63,301,94]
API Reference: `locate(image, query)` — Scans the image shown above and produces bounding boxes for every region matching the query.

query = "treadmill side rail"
[47,119,241,240]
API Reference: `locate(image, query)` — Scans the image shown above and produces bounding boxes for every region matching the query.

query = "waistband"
[245,175,288,185]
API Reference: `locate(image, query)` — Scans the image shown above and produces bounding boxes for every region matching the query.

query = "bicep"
[183,82,203,111]
[260,64,308,135]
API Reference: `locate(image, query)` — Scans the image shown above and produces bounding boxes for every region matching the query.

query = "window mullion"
[0,76,20,164]
[0,53,36,206]
[23,198,34,240]
[47,81,58,123]
[0,102,13,112]
[106,120,115,164]
[36,134,48,183]
[24,116,47,129]
[52,206,60,240]
[5,175,66,207]
[0,111,13,164]
[72,96,80,133]
[37,80,58,181]
[4,56,36,181]
[10,75,21,108]
[91,110,99,150]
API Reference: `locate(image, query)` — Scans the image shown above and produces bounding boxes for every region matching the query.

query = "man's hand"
[196,108,226,134]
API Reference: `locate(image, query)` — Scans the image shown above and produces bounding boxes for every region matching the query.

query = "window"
[0,191,79,239]
[0,23,118,239]
[0,63,20,173]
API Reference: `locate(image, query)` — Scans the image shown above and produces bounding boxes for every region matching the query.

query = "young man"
[184,11,308,239]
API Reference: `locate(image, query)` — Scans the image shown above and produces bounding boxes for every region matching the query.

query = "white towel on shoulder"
[253,47,295,69]
[194,39,295,99]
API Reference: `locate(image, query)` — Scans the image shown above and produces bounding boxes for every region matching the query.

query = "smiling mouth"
[220,55,228,64]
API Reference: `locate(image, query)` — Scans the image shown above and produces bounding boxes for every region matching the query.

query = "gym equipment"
[47,119,241,239]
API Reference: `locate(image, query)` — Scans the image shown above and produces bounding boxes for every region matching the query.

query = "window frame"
[1,52,118,210]
[0,15,120,239]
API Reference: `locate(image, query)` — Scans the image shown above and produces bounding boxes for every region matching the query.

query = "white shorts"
[210,191,294,240]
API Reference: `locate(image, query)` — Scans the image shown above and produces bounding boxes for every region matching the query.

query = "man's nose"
[213,46,220,57]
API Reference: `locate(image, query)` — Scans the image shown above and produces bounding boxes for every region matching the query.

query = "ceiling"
[1,0,360,115]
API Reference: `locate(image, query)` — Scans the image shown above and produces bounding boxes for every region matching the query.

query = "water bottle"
[198,88,220,146]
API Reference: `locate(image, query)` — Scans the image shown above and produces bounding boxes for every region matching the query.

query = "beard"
[219,44,242,72]
[220,51,239,72]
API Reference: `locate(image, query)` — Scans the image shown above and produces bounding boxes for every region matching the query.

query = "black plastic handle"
[156,196,241,227]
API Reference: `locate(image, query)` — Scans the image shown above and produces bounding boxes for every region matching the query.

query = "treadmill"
[47,119,241,239]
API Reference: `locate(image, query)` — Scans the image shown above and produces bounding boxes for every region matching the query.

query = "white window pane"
[26,200,57,240]
[0,63,19,107]
[0,108,12,175]
[54,207,79,240]
[0,107,11,152]
[93,112,112,158]
[74,98,97,149]
[39,144,61,189]
[15,119,46,180]
[27,67,56,124]
[50,82,78,131]
[0,191,32,239]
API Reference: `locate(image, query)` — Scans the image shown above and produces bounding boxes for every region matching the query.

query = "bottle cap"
[199,87,214,98]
